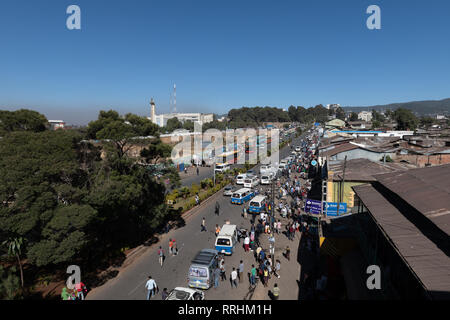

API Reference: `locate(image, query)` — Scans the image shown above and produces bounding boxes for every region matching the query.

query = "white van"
[244,176,260,188]
[260,174,273,185]
[236,173,247,185]
[215,224,238,255]
[215,163,231,173]
[260,165,274,175]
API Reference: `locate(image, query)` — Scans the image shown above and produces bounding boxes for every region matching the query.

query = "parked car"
[165,287,205,300]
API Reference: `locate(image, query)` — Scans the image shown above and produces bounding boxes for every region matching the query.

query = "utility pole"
[336,155,347,216]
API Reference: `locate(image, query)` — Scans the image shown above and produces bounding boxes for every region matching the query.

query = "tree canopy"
[0,109,174,298]
[393,108,419,130]
[0,109,48,134]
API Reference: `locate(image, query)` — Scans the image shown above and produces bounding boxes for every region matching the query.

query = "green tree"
[182,120,195,131]
[0,109,48,133]
[2,237,24,288]
[349,112,359,121]
[165,117,183,133]
[0,266,20,300]
[87,110,159,159]
[419,116,435,128]
[393,108,419,130]
[335,107,346,120]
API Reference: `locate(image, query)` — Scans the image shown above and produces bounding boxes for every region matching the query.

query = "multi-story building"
[358,111,373,122]
[148,98,214,127]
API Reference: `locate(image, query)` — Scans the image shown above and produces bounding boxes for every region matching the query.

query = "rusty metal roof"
[353,183,450,300]
[320,142,360,157]
[374,164,450,236]
[328,158,414,182]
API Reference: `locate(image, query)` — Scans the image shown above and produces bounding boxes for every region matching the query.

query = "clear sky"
[1,0,449,125]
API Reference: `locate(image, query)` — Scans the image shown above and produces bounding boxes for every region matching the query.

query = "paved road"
[87,130,308,300]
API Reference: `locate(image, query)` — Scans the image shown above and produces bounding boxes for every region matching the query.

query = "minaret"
[150,98,156,123]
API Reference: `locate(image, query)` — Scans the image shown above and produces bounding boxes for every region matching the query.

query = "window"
[189,267,207,278]
[217,238,231,246]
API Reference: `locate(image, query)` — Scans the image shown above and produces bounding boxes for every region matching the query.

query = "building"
[358,111,373,122]
[324,158,415,213]
[326,104,341,110]
[148,98,214,127]
[48,120,65,130]
[351,164,450,299]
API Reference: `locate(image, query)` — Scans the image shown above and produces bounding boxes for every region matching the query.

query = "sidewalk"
[251,176,316,300]
[251,224,302,300]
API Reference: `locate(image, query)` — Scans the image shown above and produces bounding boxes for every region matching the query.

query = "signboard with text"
[324,202,347,216]
[304,199,322,215]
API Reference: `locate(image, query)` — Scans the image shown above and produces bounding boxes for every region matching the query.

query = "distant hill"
[343,98,450,116]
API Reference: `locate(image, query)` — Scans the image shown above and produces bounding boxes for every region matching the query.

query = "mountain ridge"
[342,98,450,115]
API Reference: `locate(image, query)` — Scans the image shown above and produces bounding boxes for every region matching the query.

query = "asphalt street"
[87,131,307,300]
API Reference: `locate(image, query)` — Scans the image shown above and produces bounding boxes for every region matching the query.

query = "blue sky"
[1,0,449,125]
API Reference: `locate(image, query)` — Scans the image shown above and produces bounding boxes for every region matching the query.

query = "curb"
[123,185,227,261]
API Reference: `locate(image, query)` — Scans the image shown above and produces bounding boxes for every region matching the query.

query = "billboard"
[324,202,347,216]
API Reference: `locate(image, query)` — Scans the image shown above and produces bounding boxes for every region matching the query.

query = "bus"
[249,195,267,213]
[231,188,254,204]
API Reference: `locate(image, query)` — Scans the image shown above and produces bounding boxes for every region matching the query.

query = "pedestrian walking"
[215,201,220,216]
[244,235,250,252]
[231,268,238,288]
[243,206,248,219]
[274,260,281,278]
[195,193,200,205]
[201,217,207,232]
[238,260,244,283]
[145,276,158,300]
[285,246,291,261]
[214,266,221,289]
[168,238,173,255]
[196,166,199,176]
[172,239,178,255]
[263,268,269,287]
[250,264,257,286]
[272,283,280,300]
[220,258,227,281]
[161,288,169,300]
[215,224,221,237]
[75,281,87,300]
[158,246,164,267]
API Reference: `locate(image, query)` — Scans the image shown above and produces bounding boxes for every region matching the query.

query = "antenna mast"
[173,83,177,113]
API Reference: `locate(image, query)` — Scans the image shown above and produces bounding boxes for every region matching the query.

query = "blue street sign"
[304,199,322,215]
[311,160,317,166]
[324,202,347,216]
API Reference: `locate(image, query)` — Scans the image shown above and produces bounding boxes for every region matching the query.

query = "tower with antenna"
[172,83,176,113]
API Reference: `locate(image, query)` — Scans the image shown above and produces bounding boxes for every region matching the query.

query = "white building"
[326,104,341,110]
[148,98,214,127]
[358,111,373,122]
[48,120,65,130]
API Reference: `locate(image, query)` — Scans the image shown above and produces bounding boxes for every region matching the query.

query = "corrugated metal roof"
[353,184,450,300]
[328,158,413,182]
[374,164,450,235]
[320,142,360,157]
